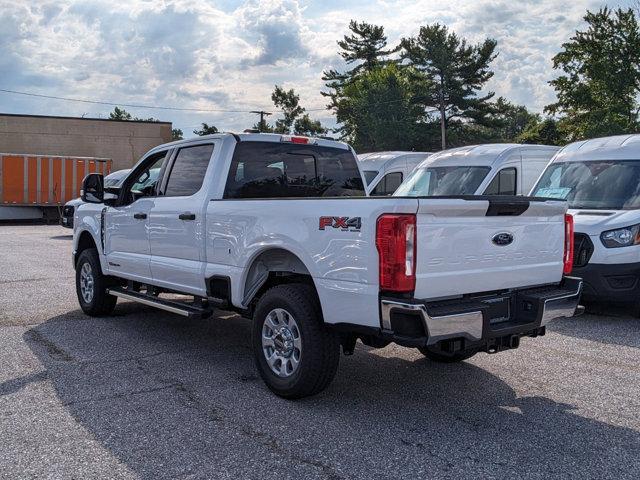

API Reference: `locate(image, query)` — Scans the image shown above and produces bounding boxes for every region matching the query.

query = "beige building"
[0,113,172,171]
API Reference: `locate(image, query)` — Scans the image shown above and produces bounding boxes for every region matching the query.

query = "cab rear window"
[223,142,365,199]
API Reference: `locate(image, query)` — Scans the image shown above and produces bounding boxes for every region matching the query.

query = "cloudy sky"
[1,0,634,137]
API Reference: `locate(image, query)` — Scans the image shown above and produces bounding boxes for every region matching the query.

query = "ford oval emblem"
[492,232,514,246]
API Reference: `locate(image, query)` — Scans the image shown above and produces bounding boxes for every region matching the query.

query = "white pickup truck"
[73,133,582,398]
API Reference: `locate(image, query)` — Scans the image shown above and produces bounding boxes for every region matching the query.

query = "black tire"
[417,345,478,363]
[75,248,117,316]
[252,283,340,399]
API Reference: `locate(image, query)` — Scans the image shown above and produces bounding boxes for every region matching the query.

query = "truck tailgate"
[414,197,567,299]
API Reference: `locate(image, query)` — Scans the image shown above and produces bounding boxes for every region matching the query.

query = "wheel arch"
[241,247,318,313]
[74,230,98,268]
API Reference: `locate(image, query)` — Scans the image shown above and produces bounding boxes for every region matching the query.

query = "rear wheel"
[252,283,340,399]
[75,248,117,316]
[417,345,478,363]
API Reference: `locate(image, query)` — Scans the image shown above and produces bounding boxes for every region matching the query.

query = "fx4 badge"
[319,216,362,232]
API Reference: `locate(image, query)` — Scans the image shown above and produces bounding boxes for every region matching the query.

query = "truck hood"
[569,209,640,236]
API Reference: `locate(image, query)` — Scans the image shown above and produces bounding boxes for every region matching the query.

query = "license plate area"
[483,296,512,325]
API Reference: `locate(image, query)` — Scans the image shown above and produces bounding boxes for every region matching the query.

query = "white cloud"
[0,0,626,137]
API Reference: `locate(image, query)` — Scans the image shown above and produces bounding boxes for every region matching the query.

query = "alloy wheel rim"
[261,308,302,378]
[80,262,94,304]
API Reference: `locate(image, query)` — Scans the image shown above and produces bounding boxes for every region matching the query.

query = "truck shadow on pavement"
[13,303,640,479]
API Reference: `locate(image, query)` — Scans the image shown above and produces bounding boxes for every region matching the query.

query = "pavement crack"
[25,330,75,362]
[62,384,178,407]
[0,276,73,285]
[133,361,343,479]
[238,424,344,480]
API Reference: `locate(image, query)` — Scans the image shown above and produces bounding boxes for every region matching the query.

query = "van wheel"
[417,346,478,363]
[252,283,340,399]
[75,248,117,316]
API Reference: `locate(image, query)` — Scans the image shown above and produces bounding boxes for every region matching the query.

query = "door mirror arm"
[103,186,120,207]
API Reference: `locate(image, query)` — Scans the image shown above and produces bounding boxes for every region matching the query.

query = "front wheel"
[75,248,117,316]
[252,283,340,399]
[417,345,478,363]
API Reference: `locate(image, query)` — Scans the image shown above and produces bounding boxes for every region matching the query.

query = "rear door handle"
[179,213,196,221]
[133,213,147,220]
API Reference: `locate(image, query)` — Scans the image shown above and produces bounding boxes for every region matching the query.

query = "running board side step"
[106,288,213,319]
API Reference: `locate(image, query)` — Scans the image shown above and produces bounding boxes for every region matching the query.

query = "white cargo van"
[531,134,640,309]
[358,151,431,195]
[394,144,558,197]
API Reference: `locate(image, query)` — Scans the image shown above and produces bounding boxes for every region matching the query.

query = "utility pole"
[250,110,272,132]
[438,78,446,150]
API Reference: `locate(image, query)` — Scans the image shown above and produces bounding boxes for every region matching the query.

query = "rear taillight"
[376,214,416,293]
[564,213,574,274]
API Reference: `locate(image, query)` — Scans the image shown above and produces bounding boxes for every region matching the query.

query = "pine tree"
[401,24,498,149]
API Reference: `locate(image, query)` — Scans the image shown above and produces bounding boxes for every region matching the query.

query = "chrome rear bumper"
[380,277,583,346]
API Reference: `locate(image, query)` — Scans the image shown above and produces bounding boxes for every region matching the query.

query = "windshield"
[532,160,640,210]
[363,170,379,185]
[394,166,491,196]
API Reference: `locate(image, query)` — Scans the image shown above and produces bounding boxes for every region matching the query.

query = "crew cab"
[73,133,582,398]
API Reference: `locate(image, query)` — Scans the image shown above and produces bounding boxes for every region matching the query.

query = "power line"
[0,87,438,116]
[0,88,266,114]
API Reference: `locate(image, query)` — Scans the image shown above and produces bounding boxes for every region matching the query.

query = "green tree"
[322,20,399,127]
[193,123,219,136]
[488,97,541,142]
[268,85,326,136]
[518,118,565,146]
[252,118,274,133]
[401,24,498,149]
[338,64,423,151]
[109,106,133,120]
[335,20,399,75]
[172,128,183,140]
[546,8,640,141]
[108,107,158,122]
[294,114,328,137]
[271,86,305,133]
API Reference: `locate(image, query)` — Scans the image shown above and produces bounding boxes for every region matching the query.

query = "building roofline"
[0,112,172,125]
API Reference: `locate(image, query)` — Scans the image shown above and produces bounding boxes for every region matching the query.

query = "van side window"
[164,144,214,197]
[371,172,403,196]
[483,168,517,195]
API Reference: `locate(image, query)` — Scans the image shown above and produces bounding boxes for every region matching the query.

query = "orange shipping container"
[0,153,112,206]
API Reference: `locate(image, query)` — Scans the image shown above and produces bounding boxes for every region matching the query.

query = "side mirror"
[81,174,104,204]
[103,186,120,207]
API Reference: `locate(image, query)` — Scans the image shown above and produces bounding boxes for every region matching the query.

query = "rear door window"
[164,144,214,197]
[371,172,403,196]
[483,168,517,195]
[224,142,365,198]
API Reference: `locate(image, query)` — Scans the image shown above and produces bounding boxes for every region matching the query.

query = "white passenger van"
[394,144,558,197]
[531,134,640,309]
[357,151,431,195]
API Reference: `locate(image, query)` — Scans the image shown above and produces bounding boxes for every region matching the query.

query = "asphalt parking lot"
[1,224,639,479]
